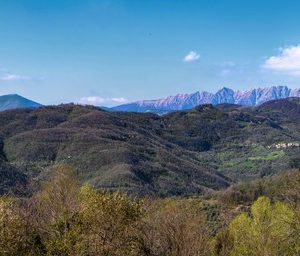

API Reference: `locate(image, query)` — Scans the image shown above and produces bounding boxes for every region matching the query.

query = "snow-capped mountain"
[111,86,300,113]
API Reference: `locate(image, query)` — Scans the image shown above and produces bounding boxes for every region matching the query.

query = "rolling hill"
[0,98,299,196]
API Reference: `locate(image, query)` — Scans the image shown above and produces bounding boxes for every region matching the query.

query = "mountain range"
[0,86,300,114]
[112,86,300,113]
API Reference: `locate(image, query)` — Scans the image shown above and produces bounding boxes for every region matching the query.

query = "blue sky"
[1,0,300,106]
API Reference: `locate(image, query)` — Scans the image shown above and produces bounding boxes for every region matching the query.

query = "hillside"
[0,94,41,111]
[0,98,299,196]
[0,105,230,196]
[111,86,300,113]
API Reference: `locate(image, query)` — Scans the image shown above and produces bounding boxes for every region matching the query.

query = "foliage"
[0,166,144,256]
[0,196,29,255]
[216,169,300,207]
[32,165,81,255]
[229,196,299,256]
[76,184,142,256]
[0,167,300,255]
[138,199,212,256]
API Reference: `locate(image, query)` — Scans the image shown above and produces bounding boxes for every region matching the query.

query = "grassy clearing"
[249,150,285,161]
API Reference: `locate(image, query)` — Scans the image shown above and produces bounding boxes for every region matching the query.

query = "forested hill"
[0,97,299,196]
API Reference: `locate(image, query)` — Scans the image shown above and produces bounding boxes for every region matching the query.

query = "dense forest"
[0,97,300,197]
[0,165,299,255]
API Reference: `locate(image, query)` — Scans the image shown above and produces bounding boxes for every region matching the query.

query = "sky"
[1,0,300,106]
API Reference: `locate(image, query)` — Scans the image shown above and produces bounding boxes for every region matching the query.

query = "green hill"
[0,98,299,196]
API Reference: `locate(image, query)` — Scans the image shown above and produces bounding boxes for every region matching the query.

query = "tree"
[30,165,81,255]
[210,229,233,256]
[76,184,143,256]
[138,199,211,256]
[0,196,29,255]
[27,165,143,255]
[229,196,299,256]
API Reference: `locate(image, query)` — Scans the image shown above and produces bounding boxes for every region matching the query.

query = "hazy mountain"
[0,94,41,111]
[112,86,300,113]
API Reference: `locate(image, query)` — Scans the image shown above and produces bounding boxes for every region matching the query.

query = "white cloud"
[79,96,128,106]
[262,45,300,76]
[0,66,36,81]
[183,51,200,62]
[0,74,32,81]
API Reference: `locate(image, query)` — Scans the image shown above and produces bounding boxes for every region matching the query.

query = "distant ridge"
[0,94,41,111]
[111,86,300,113]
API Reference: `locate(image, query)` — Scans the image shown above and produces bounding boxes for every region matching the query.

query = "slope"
[0,94,41,111]
[0,98,299,196]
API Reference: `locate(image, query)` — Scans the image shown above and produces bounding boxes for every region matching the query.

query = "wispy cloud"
[183,51,200,62]
[262,45,300,76]
[0,66,34,81]
[79,96,128,106]
[0,74,32,81]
